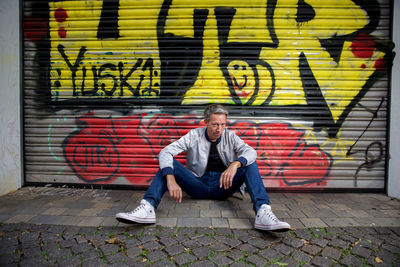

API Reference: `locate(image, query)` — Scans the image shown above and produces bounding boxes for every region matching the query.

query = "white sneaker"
[115,199,156,224]
[254,204,291,231]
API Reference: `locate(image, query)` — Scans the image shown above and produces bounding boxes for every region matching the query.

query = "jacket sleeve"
[232,131,257,167]
[158,130,193,176]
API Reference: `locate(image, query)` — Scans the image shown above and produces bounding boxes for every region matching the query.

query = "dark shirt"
[206,141,226,173]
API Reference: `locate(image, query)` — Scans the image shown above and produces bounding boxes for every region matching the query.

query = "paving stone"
[146,249,167,262]
[192,246,212,259]
[149,258,175,266]
[197,235,214,246]
[341,254,362,266]
[321,246,342,260]
[182,239,200,249]
[173,252,197,265]
[56,255,82,266]
[312,255,334,267]
[294,229,312,240]
[19,256,51,267]
[300,218,328,228]
[126,247,141,258]
[124,238,140,248]
[189,259,216,267]
[283,237,305,248]
[310,237,329,247]
[230,261,250,267]
[210,241,229,252]
[214,227,233,236]
[236,243,258,255]
[247,254,268,267]
[226,248,244,261]
[246,237,268,249]
[301,244,322,256]
[177,218,211,227]
[329,237,351,249]
[142,240,161,251]
[81,257,106,266]
[351,245,372,258]
[258,248,285,261]
[281,256,299,266]
[291,250,311,263]
[211,218,229,228]
[99,243,120,255]
[80,248,100,260]
[273,243,294,256]
[375,249,400,266]
[228,218,252,229]
[165,244,187,256]
[138,234,157,244]
[215,236,241,248]
[210,254,234,266]
[381,243,400,253]
[156,217,177,227]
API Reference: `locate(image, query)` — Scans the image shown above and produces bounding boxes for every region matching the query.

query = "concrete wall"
[388,1,400,199]
[0,0,22,196]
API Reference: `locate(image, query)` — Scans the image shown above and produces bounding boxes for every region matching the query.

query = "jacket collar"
[205,127,222,144]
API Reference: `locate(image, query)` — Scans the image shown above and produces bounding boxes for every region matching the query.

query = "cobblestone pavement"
[1,187,400,266]
[1,223,400,266]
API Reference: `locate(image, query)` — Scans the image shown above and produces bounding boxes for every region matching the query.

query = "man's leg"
[144,159,210,209]
[116,159,209,223]
[242,162,270,213]
[242,162,290,231]
[208,162,269,212]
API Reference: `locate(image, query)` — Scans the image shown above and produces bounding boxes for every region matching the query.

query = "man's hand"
[166,175,182,203]
[220,161,241,189]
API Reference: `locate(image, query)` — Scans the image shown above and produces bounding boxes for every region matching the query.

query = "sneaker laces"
[262,206,279,222]
[128,203,146,215]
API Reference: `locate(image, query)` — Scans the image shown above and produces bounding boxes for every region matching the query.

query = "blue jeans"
[143,159,270,213]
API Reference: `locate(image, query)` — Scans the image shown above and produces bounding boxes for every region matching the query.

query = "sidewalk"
[1,186,400,266]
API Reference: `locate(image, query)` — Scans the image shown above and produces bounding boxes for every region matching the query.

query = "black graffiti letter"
[98,63,117,96]
[97,0,120,39]
[118,59,143,96]
[58,44,87,96]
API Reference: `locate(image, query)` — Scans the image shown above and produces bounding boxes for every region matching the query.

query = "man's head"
[204,104,229,142]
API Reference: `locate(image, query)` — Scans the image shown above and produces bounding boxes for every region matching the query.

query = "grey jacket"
[158,127,257,177]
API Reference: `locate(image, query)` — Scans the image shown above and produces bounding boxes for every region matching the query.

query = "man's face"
[206,113,227,142]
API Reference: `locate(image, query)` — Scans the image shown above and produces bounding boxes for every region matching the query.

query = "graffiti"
[43,0,390,138]
[63,112,332,186]
[63,115,125,183]
[54,44,158,98]
[22,0,393,188]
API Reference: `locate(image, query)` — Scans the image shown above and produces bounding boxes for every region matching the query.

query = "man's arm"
[158,130,193,176]
[220,160,242,189]
[166,174,182,203]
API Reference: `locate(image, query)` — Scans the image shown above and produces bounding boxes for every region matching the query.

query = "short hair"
[204,104,229,121]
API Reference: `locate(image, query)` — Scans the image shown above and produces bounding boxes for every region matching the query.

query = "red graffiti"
[23,16,47,42]
[374,58,385,70]
[64,113,331,187]
[350,32,375,58]
[55,8,68,22]
[58,27,67,38]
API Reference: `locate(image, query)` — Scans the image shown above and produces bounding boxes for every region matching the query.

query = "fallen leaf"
[184,248,189,253]
[105,237,121,244]
[375,257,384,263]
[0,232,4,238]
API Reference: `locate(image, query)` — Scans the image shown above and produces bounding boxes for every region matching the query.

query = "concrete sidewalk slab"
[0,186,399,229]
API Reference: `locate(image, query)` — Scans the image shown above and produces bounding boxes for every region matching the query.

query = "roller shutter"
[22,0,394,189]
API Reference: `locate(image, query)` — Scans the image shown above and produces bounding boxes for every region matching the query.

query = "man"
[116,104,290,231]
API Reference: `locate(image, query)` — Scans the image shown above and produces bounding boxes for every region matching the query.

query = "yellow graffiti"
[49,0,162,99]
[48,0,386,128]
